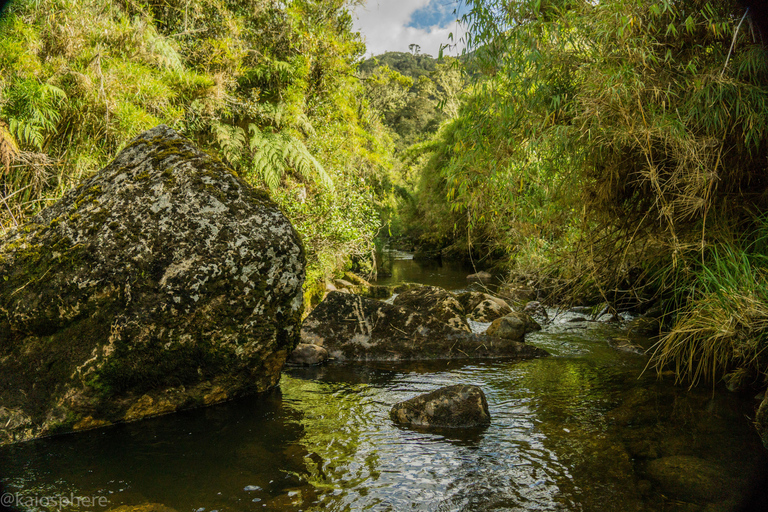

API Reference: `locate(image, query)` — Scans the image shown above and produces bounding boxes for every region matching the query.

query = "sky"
[352,0,467,58]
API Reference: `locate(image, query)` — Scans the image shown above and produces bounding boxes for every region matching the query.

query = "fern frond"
[282,134,333,190]
[247,123,333,190]
[2,80,66,150]
[212,121,246,164]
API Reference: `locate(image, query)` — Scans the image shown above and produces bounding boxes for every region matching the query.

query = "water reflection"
[2,261,768,511]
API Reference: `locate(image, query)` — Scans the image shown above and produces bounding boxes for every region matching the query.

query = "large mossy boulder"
[300,292,548,361]
[0,125,305,445]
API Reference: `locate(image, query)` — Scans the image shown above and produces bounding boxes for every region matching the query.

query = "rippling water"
[2,261,767,511]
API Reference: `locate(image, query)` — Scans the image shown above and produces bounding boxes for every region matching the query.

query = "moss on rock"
[0,125,305,445]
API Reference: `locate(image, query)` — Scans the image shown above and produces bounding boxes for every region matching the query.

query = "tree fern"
[248,124,333,190]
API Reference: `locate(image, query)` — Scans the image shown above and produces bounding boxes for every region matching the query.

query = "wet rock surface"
[522,300,548,321]
[286,343,329,366]
[390,384,491,428]
[0,125,305,445]
[457,291,513,323]
[300,292,549,361]
[466,271,492,281]
[392,285,470,332]
[643,455,738,503]
[486,312,541,341]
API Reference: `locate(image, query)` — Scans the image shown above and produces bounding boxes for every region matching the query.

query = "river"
[1,252,766,511]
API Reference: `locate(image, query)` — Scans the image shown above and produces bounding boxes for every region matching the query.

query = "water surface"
[1,255,766,511]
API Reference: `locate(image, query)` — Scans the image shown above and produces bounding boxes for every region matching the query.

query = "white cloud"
[352,0,466,58]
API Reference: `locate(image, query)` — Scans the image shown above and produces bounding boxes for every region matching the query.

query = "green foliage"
[247,125,332,191]
[651,238,768,388]
[0,0,396,288]
[404,0,768,383]
[359,51,438,80]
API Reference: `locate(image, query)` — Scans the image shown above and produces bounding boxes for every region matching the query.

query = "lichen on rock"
[0,125,305,445]
[300,291,548,361]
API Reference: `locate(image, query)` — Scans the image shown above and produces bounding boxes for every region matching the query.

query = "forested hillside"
[404,0,768,388]
[0,0,397,299]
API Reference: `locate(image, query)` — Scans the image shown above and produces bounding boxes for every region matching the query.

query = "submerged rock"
[390,384,491,428]
[300,292,548,361]
[466,271,492,281]
[392,285,470,332]
[486,312,541,341]
[0,125,305,445]
[286,343,328,366]
[644,455,738,502]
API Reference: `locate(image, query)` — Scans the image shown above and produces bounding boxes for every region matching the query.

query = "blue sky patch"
[407,1,458,30]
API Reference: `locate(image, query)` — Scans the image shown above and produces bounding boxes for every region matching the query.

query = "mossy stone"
[0,125,305,445]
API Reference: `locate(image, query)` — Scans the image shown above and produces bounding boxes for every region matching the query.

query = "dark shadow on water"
[390,423,488,446]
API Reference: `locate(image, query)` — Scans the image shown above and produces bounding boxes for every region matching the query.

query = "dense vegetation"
[2,0,768,391]
[403,0,768,389]
[0,0,397,301]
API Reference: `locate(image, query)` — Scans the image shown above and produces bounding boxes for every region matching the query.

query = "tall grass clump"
[651,230,768,387]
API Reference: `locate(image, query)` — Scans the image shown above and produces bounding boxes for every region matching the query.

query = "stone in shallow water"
[286,343,328,366]
[644,455,739,502]
[300,292,548,361]
[0,125,305,445]
[390,384,491,428]
[486,312,541,341]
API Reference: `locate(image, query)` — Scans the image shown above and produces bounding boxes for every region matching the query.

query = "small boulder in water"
[286,343,328,366]
[523,300,548,321]
[644,455,738,502]
[467,271,492,281]
[390,384,491,428]
[486,312,541,341]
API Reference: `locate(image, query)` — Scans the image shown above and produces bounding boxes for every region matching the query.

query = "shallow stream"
[1,254,767,511]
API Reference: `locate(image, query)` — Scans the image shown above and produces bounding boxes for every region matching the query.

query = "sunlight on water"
[1,253,767,511]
